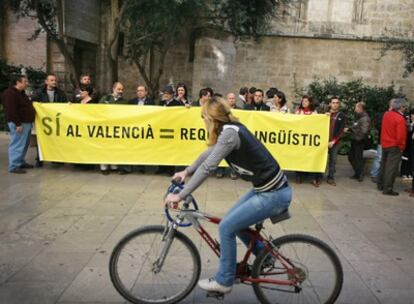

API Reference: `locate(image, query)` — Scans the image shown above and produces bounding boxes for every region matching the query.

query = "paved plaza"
[0,132,413,304]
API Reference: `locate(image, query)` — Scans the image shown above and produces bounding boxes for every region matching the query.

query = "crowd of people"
[1,73,413,198]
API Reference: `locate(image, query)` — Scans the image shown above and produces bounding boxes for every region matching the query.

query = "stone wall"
[191,36,414,103]
[117,41,194,101]
[275,0,414,39]
[3,10,47,69]
[116,0,414,103]
[64,0,100,44]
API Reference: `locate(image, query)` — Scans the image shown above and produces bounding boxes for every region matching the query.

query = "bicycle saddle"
[269,209,291,224]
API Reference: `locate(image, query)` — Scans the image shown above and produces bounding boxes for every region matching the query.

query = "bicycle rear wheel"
[251,234,343,304]
[109,225,201,304]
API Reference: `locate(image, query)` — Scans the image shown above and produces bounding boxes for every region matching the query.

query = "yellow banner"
[33,103,329,172]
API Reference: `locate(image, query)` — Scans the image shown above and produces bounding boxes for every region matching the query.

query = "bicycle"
[109,181,343,304]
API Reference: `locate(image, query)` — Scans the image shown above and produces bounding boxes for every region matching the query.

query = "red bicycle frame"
[178,209,300,287]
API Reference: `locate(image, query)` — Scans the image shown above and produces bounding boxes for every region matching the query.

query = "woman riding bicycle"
[164,96,292,294]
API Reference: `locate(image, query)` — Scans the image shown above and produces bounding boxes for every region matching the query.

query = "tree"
[7,0,80,88]
[381,37,414,78]
[122,0,290,99]
[106,0,131,87]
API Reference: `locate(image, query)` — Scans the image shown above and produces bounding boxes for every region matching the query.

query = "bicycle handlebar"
[164,181,199,227]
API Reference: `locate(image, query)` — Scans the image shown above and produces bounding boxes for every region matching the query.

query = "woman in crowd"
[295,95,321,186]
[175,83,191,106]
[295,95,316,115]
[79,86,95,104]
[273,91,290,113]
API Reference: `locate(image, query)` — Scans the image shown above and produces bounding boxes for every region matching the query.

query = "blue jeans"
[370,145,382,178]
[8,122,32,171]
[215,184,292,287]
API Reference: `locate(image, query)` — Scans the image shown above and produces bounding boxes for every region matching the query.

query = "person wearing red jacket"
[377,98,408,196]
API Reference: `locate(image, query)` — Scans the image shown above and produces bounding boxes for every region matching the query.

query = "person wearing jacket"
[31,74,68,167]
[345,101,371,182]
[1,75,35,173]
[165,96,291,294]
[157,86,184,175]
[72,74,98,103]
[405,108,414,198]
[295,95,319,186]
[32,74,68,103]
[244,89,270,111]
[326,97,346,186]
[99,82,129,175]
[377,98,408,196]
[129,85,154,106]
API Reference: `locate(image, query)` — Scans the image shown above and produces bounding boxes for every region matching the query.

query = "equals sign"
[160,128,174,139]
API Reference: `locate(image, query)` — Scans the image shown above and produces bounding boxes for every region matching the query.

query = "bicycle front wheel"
[252,234,343,304]
[109,225,201,304]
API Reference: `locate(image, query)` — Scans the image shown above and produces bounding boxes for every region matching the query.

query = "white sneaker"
[198,278,232,294]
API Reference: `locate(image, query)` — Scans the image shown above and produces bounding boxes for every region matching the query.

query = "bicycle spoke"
[252,234,343,304]
[110,225,201,304]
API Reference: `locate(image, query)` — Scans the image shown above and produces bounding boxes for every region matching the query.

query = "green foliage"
[0,59,46,131]
[8,0,58,39]
[380,36,414,78]
[297,77,403,154]
[219,0,286,37]
[123,0,288,97]
[125,0,205,60]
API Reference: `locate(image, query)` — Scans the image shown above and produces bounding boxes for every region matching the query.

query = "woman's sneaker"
[198,278,232,294]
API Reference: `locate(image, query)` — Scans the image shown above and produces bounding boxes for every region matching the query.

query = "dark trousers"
[348,140,365,178]
[377,146,401,192]
[327,143,340,179]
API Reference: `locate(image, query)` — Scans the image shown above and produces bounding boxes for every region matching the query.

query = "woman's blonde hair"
[202,96,239,146]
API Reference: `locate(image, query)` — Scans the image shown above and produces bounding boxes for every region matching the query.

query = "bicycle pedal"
[206,291,225,300]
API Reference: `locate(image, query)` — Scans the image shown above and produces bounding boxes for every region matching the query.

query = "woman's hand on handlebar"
[164,193,182,209]
[172,169,188,183]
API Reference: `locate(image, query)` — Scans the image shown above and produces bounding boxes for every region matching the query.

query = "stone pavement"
[0,132,413,304]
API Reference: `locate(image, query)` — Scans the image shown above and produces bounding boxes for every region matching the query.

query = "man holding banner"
[99,82,129,175]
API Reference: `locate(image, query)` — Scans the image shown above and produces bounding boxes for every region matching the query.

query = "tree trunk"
[34,1,79,89]
[133,45,169,103]
[106,0,129,86]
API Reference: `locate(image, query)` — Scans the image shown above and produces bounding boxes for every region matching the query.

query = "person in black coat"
[129,85,155,105]
[32,74,67,103]
[405,109,414,197]
[32,74,67,167]
[244,89,270,111]
[128,85,155,174]
[156,86,184,175]
[160,86,184,107]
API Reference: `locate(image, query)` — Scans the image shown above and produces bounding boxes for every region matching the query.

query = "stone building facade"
[115,0,414,102]
[190,0,414,103]
[1,0,414,102]
[0,0,100,94]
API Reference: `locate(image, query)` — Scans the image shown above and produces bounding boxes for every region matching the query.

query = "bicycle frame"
[168,206,301,287]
